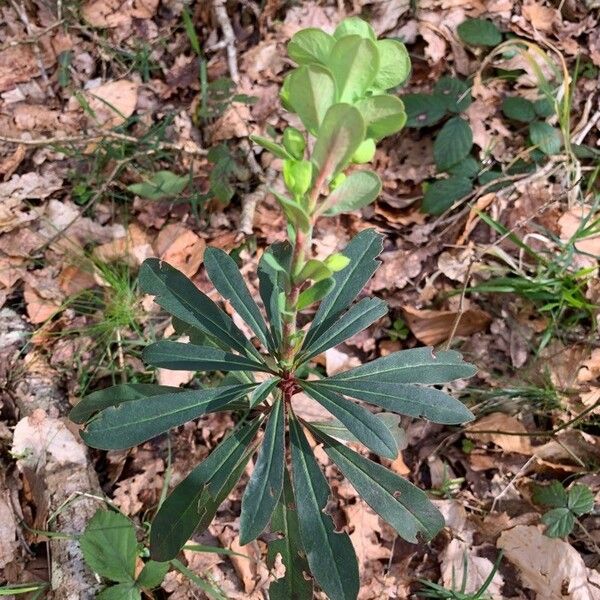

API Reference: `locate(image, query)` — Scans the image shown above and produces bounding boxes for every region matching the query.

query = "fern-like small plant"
[72,17,476,600]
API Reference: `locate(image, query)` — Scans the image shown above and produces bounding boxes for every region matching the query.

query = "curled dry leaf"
[466,412,532,455]
[94,223,154,266]
[497,525,600,600]
[402,305,491,345]
[161,230,206,278]
[86,80,139,128]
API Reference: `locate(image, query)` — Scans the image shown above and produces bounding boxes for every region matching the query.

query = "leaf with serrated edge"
[302,382,397,458]
[82,384,254,450]
[313,379,474,424]
[298,297,387,363]
[327,347,477,384]
[240,399,285,544]
[267,469,313,600]
[150,418,261,561]
[304,229,384,348]
[143,341,272,373]
[204,247,272,351]
[289,415,359,600]
[309,426,445,542]
[139,258,255,357]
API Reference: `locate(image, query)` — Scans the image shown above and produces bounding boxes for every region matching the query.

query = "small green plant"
[418,551,503,599]
[72,17,476,600]
[533,480,595,538]
[431,464,465,499]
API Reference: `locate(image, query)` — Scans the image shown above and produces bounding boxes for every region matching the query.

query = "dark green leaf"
[434,117,473,171]
[150,418,261,561]
[529,121,562,155]
[356,94,406,141]
[502,96,536,122]
[433,77,472,113]
[302,382,397,458]
[97,583,140,600]
[139,258,254,357]
[79,510,137,582]
[204,247,272,350]
[372,39,410,90]
[70,384,183,424]
[323,170,382,216]
[267,470,313,600]
[421,176,473,215]
[287,65,336,133]
[82,384,254,450]
[402,94,446,128]
[143,341,271,373]
[258,242,292,349]
[250,377,280,408]
[448,157,480,179]
[272,190,312,232]
[239,399,285,544]
[310,428,445,542]
[326,347,477,384]
[567,484,594,516]
[289,416,359,600]
[312,378,474,424]
[297,278,335,311]
[298,297,387,363]
[534,97,554,118]
[287,28,335,65]
[312,103,366,182]
[541,507,574,538]
[304,229,384,348]
[457,18,502,46]
[136,561,170,589]
[329,36,379,102]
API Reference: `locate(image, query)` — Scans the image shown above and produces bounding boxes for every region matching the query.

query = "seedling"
[72,18,476,600]
[533,480,595,538]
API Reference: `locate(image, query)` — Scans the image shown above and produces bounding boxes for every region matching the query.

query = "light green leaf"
[80,510,137,583]
[136,561,170,590]
[70,384,184,424]
[326,346,477,383]
[297,278,335,311]
[288,28,335,65]
[529,121,562,155]
[267,470,313,600]
[298,297,387,363]
[150,418,261,561]
[81,384,254,450]
[403,94,446,128]
[328,36,379,102]
[128,170,189,200]
[302,382,397,458]
[457,18,502,46]
[271,190,312,232]
[289,416,359,600]
[502,96,536,122]
[240,399,285,544]
[250,378,280,408]
[433,76,472,113]
[323,170,382,216]
[304,229,383,348]
[542,507,575,538]
[312,103,365,182]
[434,116,473,171]
[314,377,474,424]
[356,94,406,140]
[142,341,271,373]
[334,16,376,40]
[258,242,292,349]
[139,258,255,357]
[298,259,333,283]
[567,484,594,516]
[422,176,473,216]
[287,65,336,133]
[204,247,272,350]
[310,428,445,542]
[97,583,140,600]
[372,39,410,90]
[249,135,290,159]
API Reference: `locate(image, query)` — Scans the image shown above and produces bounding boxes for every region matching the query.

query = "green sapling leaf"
[372,39,410,90]
[250,134,291,159]
[356,94,407,140]
[334,16,376,40]
[323,170,382,216]
[297,278,336,311]
[282,127,306,159]
[287,28,335,65]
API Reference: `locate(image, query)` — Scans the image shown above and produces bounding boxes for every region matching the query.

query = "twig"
[491,455,536,512]
[213,0,240,84]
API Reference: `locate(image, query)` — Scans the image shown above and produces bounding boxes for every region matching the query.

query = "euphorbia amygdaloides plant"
[72,17,476,600]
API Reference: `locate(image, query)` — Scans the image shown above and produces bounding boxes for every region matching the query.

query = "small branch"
[213,0,239,84]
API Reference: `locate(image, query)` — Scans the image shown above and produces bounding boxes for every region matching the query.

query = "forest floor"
[1,0,600,598]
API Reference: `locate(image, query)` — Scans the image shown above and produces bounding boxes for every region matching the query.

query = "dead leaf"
[0,492,19,569]
[210,104,252,142]
[402,305,491,345]
[0,171,63,202]
[0,145,27,180]
[23,284,60,324]
[161,229,206,278]
[86,80,139,128]
[346,502,389,568]
[82,0,158,28]
[497,525,600,600]
[522,1,558,32]
[466,412,532,455]
[93,223,153,266]
[578,349,600,383]
[559,208,600,259]
[113,458,164,516]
